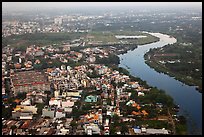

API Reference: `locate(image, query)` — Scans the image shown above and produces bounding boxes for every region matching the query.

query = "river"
[118,32,202,135]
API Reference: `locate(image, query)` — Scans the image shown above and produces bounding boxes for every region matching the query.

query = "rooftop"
[11,70,50,87]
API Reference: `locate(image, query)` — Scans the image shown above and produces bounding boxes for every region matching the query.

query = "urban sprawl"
[2,13,182,135]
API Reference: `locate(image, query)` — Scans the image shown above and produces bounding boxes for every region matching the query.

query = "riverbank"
[118,32,201,135]
[144,52,202,93]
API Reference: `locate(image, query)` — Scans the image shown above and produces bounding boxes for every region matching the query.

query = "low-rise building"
[42,107,55,118]
[85,95,98,103]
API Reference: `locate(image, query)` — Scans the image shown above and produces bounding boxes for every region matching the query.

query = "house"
[26,91,47,104]
[84,123,100,135]
[12,105,38,118]
[14,63,22,69]
[87,56,96,63]
[49,98,61,108]
[55,109,66,119]
[133,127,141,134]
[11,70,50,94]
[61,100,74,108]
[60,128,69,135]
[62,45,70,52]
[146,128,169,135]
[85,95,98,103]
[54,90,60,98]
[42,107,55,118]
[138,92,145,96]
[35,59,41,64]
[12,110,34,120]
[64,107,72,114]
[21,99,31,106]
[35,50,44,56]
[129,82,139,88]
[66,91,81,97]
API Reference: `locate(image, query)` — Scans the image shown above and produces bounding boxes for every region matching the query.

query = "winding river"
[118,33,202,135]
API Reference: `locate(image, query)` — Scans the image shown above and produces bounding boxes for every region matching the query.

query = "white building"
[49,98,62,108]
[42,107,55,118]
[55,109,66,119]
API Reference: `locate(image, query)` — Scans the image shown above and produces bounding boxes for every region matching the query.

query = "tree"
[10,125,17,135]
[2,106,12,119]
[16,92,27,100]
[112,114,120,126]
[36,103,45,115]
[70,120,77,130]
[121,123,129,134]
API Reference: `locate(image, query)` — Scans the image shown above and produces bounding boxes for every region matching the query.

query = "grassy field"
[86,31,159,45]
[2,32,86,48]
[3,31,159,49]
[85,31,120,44]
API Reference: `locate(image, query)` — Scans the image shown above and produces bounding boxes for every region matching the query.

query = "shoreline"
[144,58,202,93]
[116,32,201,135]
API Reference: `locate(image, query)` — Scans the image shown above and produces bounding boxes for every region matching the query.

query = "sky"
[3,2,202,12]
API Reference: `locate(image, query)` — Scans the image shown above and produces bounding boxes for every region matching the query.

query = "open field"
[2,31,159,50]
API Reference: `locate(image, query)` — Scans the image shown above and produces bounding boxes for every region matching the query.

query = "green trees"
[144,27,202,91]
[16,92,27,100]
[36,103,45,115]
[121,123,129,134]
[144,88,174,107]
[96,54,120,65]
[2,106,12,119]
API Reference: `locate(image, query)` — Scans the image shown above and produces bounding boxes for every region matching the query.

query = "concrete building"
[61,100,74,108]
[49,98,61,108]
[85,95,98,103]
[42,107,55,118]
[55,109,66,119]
[10,70,50,95]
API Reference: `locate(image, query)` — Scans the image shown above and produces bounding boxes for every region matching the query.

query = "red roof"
[20,120,30,129]
[14,82,49,87]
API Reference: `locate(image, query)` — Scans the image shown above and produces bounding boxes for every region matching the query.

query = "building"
[10,70,50,95]
[35,50,44,56]
[87,56,96,63]
[49,98,61,108]
[85,95,98,103]
[12,105,37,120]
[42,106,55,118]
[61,100,74,108]
[62,45,70,52]
[55,109,66,119]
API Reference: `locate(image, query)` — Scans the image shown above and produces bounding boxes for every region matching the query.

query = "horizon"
[3,2,202,12]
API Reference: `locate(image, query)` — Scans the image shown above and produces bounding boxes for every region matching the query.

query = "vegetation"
[95,54,120,65]
[2,106,12,119]
[142,12,202,92]
[2,32,85,48]
[36,103,45,115]
[145,42,202,92]
[175,116,187,135]
[16,92,27,100]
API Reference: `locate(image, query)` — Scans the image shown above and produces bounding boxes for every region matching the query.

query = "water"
[118,32,202,135]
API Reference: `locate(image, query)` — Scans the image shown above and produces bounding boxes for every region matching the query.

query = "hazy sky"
[3,2,202,12]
